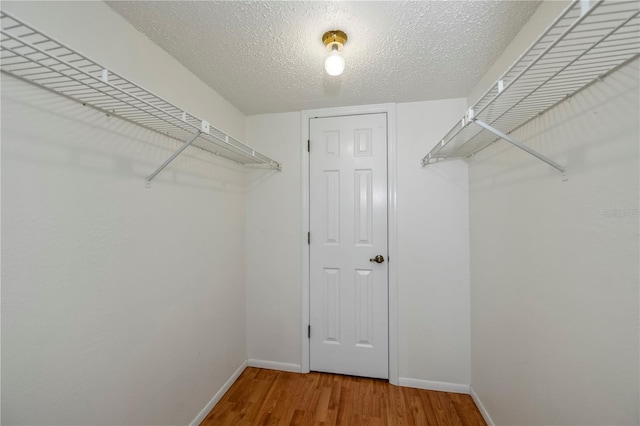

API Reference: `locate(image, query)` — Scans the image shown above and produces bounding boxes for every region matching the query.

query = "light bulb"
[324,51,345,76]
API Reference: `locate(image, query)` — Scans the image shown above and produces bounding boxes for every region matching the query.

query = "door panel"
[309,113,388,379]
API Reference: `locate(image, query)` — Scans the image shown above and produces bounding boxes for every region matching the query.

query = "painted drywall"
[468,56,640,426]
[245,98,471,387]
[466,1,639,424]
[245,112,303,369]
[396,99,470,388]
[1,2,248,424]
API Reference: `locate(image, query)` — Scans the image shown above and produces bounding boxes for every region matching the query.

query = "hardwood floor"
[200,367,486,426]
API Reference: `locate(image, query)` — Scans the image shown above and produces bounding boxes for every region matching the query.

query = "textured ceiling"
[107,1,541,115]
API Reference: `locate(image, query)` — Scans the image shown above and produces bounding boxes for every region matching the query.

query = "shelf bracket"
[472,119,567,179]
[146,131,202,187]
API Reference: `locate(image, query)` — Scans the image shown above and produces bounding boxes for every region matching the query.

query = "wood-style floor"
[200,367,486,426]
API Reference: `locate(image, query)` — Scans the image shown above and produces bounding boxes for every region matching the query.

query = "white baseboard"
[469,386,495,426]
[398,377,470,394]
[247,359,302,373]
[189,360,247,426]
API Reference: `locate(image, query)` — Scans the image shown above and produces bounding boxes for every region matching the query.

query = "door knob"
[369,255,385,263]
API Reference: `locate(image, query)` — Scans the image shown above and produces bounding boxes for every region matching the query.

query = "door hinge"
[307,139,310,152]
[308,232,310,245]
[308,325,311,339]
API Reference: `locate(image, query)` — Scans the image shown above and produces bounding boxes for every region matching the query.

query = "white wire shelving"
[0,11,282,185]
[421,0,640,177]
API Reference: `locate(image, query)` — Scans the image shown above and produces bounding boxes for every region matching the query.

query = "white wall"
[1,2,248,424]
[468,28,640,426]
[396,100,470,388]
[466,2,639,424]
[245,112,302,369]
[245,99,471,387]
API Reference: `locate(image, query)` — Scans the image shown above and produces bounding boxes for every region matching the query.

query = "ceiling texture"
[107,1,541,116]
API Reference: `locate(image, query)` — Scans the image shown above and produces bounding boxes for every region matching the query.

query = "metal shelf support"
[472,119,567,180]
[146,131,202,187]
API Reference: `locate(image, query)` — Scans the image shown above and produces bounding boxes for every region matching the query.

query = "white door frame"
[300,103,398,385]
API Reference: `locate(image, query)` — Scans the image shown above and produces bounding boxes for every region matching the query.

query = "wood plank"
[200,368,486,426]
[417,387,441,426]
[434,391,463,426]
[451,393,487,426]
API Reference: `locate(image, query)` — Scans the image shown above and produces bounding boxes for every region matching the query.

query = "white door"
[309,113,388,379]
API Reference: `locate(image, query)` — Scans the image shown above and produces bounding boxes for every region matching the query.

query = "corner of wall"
[190,360,248,426]
[469,387,495,426]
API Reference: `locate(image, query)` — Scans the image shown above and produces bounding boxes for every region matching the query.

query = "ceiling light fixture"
[322,30,347,76]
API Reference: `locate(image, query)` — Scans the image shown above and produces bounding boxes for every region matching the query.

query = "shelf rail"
[421,0,640,175]
[0,11,282,184]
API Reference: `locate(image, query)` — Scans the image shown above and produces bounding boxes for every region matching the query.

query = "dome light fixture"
[322,30,347,76]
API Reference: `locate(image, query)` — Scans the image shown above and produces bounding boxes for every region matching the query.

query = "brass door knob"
[369,255,385,263]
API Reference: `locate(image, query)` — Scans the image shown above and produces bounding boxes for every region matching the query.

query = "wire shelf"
[0,11,282,180]
[421,0,640,169]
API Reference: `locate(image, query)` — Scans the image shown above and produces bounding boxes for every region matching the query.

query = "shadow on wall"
[421,160,470,191]
[1,76,260,194]
[469,59,640,191]
[246,168,279,192]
